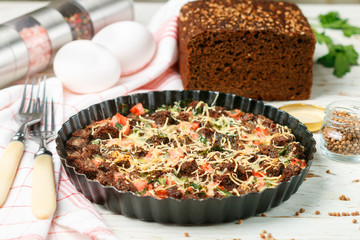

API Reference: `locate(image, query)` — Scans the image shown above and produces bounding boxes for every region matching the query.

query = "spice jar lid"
[74,0,134,34]
[0,25,29,88]
[279,103,325,132]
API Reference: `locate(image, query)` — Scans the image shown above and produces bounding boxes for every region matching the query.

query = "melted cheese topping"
[87,101,306,199]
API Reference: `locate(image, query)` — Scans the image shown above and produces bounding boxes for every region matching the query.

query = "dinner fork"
[30,99,56,219]
[0,77,45,207]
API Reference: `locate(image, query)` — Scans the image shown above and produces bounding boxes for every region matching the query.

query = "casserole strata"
[65,100,306,199]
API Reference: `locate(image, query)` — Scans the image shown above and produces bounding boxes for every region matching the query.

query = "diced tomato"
[191,122,201,131]
[92,158,103,167]
[155,189,167,199]
[130,103,145,116]
[248,140,262,146]
[169,148,185,161]
[143,191,153,196]
[291,158,306,169]
[146,149,161,159]
[253,171,266,178]
[179,122,193,132]
[151,122,157,128]
[178,121,199,140]
[254,127,269,139]
[201,162,213,172]
[119,139,134,148]
[113,172,123,181]
[110,113,128,127]
[190,131,199,140]
[148,184,154,190]
[166,177,176,186]
[256,178,265,189]
[217,185,224,190]
[229,109,243,120]
[122,123,131,136]
[146,151,153,159]
[187,187,194,194]
[106,138,134,148]
[133,179,148,192]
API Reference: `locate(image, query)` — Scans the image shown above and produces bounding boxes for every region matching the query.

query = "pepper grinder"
[0,0,133,89]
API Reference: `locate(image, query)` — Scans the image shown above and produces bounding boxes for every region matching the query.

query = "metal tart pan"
[56,90,316,224]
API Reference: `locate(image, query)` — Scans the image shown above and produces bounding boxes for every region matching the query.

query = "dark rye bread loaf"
[178,0,316,101]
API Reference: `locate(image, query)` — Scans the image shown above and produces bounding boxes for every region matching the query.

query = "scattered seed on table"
[184,232,189,237]
[326,170,331,174]
[261,213,267,217]
[260,233,265,239]
[295,212,300,216]
[236,219,243,224]
[300,208,305,213]
[315,210,320,215]
[267,233,272,238]
[262,230,267,233]
[339,195,351,201]
[353,219,357,224]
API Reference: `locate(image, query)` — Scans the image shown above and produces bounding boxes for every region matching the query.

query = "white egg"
[53,40,121,94]
[92,21,156,75]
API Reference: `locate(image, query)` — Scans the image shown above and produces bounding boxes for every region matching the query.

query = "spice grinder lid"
[279,103,325,132]
[0,25,29,89]
[74,0,134,34]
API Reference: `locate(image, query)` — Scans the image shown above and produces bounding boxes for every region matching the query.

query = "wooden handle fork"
[0,141,25,206]
[31,154,56,219]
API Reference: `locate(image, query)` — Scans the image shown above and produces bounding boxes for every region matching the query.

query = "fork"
[30,99,57,219]
[0,77,45,207]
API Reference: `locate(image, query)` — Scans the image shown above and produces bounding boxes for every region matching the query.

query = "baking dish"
[56,90,316,224]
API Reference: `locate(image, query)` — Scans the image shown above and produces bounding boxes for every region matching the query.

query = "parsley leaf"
[179,99,193,108]
[190,182,201,190]
[319,11,360,37]
[210,145,225,152]
[314,29,358,78]
[215,188,232,197]
[314,31,333,46]
[334,51,350,77]
[115,122,123,130]
[279,145,289,156]
[90,139,101,145]
[199,134,208,144]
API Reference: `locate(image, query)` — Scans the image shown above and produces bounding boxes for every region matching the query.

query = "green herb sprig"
[313,12,359,78]
[319,11,360,37]
[314,30,358,77]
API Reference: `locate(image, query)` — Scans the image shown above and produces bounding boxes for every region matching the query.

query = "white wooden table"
[1,2,360,239]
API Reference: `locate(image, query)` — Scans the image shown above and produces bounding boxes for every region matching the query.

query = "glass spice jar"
[320,100,360,163]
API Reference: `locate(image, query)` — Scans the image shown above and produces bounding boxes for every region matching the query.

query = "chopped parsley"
[319,11,360,37]
[115,122,123,130]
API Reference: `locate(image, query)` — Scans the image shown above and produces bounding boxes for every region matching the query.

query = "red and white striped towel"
[0,1,188,239]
